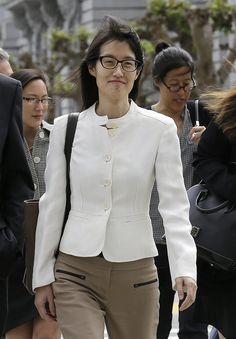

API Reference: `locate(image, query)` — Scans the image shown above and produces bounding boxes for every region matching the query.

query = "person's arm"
[34,285,57,321]
[32,115,68,291]
[193,120,236,203]
[1,80,33,251]
[33,115,69,320]
[155,119,197,308]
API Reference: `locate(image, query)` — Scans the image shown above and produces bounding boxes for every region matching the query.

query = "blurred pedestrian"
[4,69,61,339]
[0,74,33,335]
[193,84,236,339]
[0,48,13,75]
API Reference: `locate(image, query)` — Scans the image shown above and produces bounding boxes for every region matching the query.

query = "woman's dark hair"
[78,15,144,110]
[200,85,236,142]
[10,68,48,89]
[152,41,194,81]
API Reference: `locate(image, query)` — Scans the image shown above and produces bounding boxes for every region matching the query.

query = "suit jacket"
[0,74,33,335]
[193,119,236,203]
[0,74,34,250]
[33,100,197,290]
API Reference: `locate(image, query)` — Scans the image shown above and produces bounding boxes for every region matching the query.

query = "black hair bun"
[155,41,170,54]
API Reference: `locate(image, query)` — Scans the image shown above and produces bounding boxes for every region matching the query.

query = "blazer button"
[107,122,118,129]
[108,129,116,137]
[105,154,111,162]
[34,156,40,164]
[39,131,45,138]
[104,179,111,187]
[104,203,110,211]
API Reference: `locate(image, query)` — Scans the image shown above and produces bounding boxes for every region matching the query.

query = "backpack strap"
[57,113,79,255]
[194,99,200,126]
[63,113,79,226]
[187,99,212,128]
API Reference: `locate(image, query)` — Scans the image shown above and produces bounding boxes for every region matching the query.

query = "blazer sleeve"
[155,120,197,287]
[0,79,34,250]
[33,115,68,289]
[193,120,236,203]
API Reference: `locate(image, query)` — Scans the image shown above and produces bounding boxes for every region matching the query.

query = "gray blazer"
[24,121,52,199]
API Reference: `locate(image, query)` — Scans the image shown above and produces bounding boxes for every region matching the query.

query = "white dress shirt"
[33,100,196,290]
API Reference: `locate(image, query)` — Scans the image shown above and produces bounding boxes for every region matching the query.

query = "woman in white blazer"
[33,15,197,339]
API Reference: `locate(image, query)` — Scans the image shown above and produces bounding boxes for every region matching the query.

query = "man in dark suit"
[0,74,34,335]
[0,48,13,76]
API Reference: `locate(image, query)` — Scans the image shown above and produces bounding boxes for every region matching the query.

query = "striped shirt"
[24,121,52,199]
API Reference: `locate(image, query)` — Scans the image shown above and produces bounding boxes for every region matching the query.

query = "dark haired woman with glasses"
[147,42,211,339]
[11,69,54,202]
[33,17,197,339]
[4,69,61,339]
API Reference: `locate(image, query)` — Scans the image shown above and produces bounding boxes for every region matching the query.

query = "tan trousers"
[52,252,159,339]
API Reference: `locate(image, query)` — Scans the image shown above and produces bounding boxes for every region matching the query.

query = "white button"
[107,122,118,129]
[34,183,37,190]
[39,131,45,138]
[104,179,111,187]
[100,117,107,125]
[105,154,111,162]
[104,203,110,211]
[34,156,40,164]
[108,129,116,137]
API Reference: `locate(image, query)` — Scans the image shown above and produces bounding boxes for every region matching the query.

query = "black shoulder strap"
[64,113,79,174]
[63,112,79,227]
[187,100,198,126]
[187,99,212,127]
[57,113,79,254]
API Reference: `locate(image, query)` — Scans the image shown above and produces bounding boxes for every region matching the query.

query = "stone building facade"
[0,0,235,113]
[1,0,236,72]
[0,0,147,63]
[0,0,149,114]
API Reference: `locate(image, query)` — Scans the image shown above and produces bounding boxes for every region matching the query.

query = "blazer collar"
[83,100,136,128]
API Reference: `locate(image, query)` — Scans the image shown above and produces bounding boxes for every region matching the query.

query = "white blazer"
[33,100,196,290]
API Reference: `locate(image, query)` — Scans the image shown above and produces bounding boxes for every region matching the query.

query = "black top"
[193,119,236,337]
[193,120,236,203]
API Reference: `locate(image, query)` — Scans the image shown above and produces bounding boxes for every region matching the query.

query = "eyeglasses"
[23,97,52,106]
[161,79,196,93]
[99,56,142,72]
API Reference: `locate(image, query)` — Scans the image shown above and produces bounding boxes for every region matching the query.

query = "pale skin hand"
[34,284,57,321]
[175,276,197,311]
[189,125,206,144]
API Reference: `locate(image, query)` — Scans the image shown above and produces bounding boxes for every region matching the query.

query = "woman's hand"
[34,284,57,321]
[189,126,206,144]
[175,276,197,311]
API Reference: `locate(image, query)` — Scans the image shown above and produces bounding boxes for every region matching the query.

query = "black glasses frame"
[99,56,142,72]
[161,79,196,93]
[23,97,52,105]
